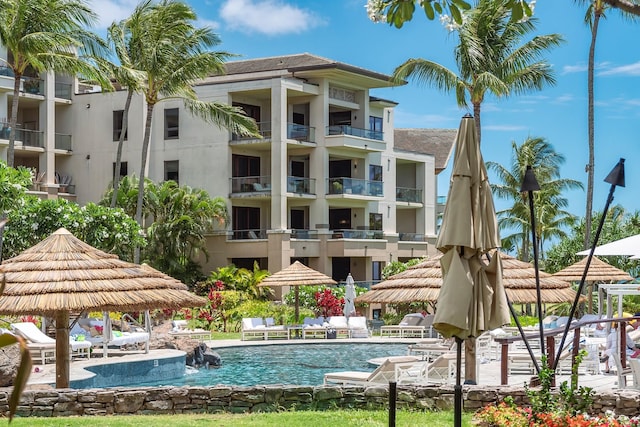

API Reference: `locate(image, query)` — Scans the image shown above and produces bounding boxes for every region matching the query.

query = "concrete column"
[40,71,56,193]
[270,79,287,231]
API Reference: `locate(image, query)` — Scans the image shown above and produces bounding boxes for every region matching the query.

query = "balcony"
[231,121,271,144]
[327,177,383,197]
[55,133,72,151]
[331,229,383,239]
[55,82,72,100]
[230,229,267,240]
[287,176,315,195]
[291,229,318,239]
[326,125,383,141]
[21,77,44,96]
[230,175,271,195]
[399,233,427,242]
[287,123,315,143]
[396,187,422,203]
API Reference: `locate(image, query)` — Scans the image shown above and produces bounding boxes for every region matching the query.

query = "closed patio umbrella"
[432,115,510,425]
[0,228,207,388]
[343,273,356,319]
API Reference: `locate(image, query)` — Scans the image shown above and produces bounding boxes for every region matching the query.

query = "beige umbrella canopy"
[356,251,579,305]
[259,261,337,322]
[0,228,206,388]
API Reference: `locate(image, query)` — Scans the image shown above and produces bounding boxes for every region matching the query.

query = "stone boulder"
[186,343,221,369]
[0,342,21,386]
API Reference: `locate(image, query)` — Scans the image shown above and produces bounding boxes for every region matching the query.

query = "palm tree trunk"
[111,90,133,208]
[134,101,155,263]
[473,103,481,146]
[584,12,601,250]
[7,74,22,167]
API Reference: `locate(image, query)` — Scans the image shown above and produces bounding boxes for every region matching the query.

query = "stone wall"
[2,385,639,418]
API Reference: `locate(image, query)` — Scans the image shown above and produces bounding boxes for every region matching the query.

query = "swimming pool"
[137,343,409,387]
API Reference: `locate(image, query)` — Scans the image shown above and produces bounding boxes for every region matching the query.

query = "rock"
[187,343,221,369]
[0,343,21,386]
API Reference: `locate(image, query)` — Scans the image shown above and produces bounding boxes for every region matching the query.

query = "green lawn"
[210,331,241,340]
[9,410,474,426]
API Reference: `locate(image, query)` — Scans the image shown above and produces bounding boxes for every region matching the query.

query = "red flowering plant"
[184,280,241,332]
[314,288,344,318]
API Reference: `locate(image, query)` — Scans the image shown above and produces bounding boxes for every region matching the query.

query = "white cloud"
[517,95,549,105]
[220,0,324,35]
[562,64,587,74]
[598,61,640,76]
[552,94,574,104]
[483,124,528,132]
[90,0,139,29]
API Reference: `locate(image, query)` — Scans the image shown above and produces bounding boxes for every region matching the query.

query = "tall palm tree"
[0,0,111,167]
[573,0,639,250]
[488,137,583,261]
[123,0,259,263]
[392,0,562,145]
[104,2,150,209]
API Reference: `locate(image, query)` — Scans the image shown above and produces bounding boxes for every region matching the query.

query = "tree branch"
[602,0,640,15]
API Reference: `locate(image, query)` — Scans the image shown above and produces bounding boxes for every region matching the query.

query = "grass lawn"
[10,410,474,426]
[210,331,241,340]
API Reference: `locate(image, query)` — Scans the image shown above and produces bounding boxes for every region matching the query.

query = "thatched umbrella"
[0,228,206,388]
[552,256,633,313]
[258,261,337,322]
[356,252,579,305]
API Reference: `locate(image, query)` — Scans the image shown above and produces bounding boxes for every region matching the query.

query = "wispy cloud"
[517,95,549,105]
[598,61,640,76]
[90,0,139,29]
[552,94,575,104]
[562,61,610,75]
[483,124,528,132]
[220,0,325,35]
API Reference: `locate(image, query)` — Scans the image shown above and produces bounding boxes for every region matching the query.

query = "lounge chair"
[11,322,91,364]
[72,318,149,354]
[411,352,461,384]
[407,339,455,361]
[611,352,633,388]
[629,358,640,389]
[323,356,425,386]
[327,316,351,338]
[168,319,212,341]
[348,316,370,338]
[302,317,326,339]
[241,317,267,340]
[380,313,434,338]
[264,317,288,340]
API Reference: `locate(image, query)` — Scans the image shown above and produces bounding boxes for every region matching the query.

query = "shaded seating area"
[168,319,212,341]
[241,317,288,340]
[11,322,91,364]
[70,317,150,354]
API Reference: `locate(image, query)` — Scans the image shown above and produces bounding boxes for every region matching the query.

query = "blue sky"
[91,0,640,222]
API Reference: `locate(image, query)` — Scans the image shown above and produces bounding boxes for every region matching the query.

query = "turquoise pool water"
[137,343,408,387]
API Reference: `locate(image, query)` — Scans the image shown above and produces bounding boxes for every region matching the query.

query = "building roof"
[394,128,456,173]
[223,53,401,89]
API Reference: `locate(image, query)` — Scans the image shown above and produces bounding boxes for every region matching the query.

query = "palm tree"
[392,0,562,145]
[488,137,583,261]
[0,0,111,167]
[104,2,150,209]
[122,0,259,263]
[573,0,639,250]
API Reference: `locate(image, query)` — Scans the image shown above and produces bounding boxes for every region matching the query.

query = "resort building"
[2,53,455,292]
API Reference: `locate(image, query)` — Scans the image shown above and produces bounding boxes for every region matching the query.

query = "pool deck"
[25,337,627,391]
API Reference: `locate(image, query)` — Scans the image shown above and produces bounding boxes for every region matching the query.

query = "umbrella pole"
[294,286,300,324]
[454,336,463,427]
[55,311,70,388]
[553,158,625,371]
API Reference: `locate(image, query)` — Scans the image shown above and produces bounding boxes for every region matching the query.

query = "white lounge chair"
[168,319,212,341]
[11,322,91,364]
[327,316,351,338]
[264,317,288,340]
[323,356,424,386]
[241,317,266,340]
[381,313,434,338]
[302,317,326,339]
[347,316,370,338]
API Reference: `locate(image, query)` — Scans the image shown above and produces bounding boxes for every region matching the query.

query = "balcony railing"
[396,187,422,203]
[287,176,315,194]
[437,195,447,205]
[0,122,45,148]
[291,229,318,239]
[326,125,383,141]
[230,229,267,240]
[331,229,383,239]
[230,175,271,193]
[55,82,72,100]
[0,66,13,77]
[55,133,72,151]
[22,77,44,95]
[232,121,271,141]
[327,177,383,197]
[399,233,427,242]
[287,123,315,143]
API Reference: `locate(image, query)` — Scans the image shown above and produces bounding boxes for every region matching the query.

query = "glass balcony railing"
[230,229,267,240]
[399,233,426,242]
[396,187,422,203]
[326,125,383,141]
[232,121,271,141]
[22,77,44,95]
[287,176,315,194]
[55,82,73,100]
[230,175,271,193]
[331,229,384,239]
[55,133,72,151]
[287,123,315,142]
[291,229,318,239]
[0,66,13,77]
[327,177,383,197]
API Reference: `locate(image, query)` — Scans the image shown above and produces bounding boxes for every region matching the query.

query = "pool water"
[138,343,408,387]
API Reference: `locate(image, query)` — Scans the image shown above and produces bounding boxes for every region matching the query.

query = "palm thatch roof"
[356,252,579,305]
[551,256,633,283]
[0,228,206,316]
[258,261,337,287]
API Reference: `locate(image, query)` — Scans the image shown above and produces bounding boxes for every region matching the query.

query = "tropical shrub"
[315,288,344,318]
